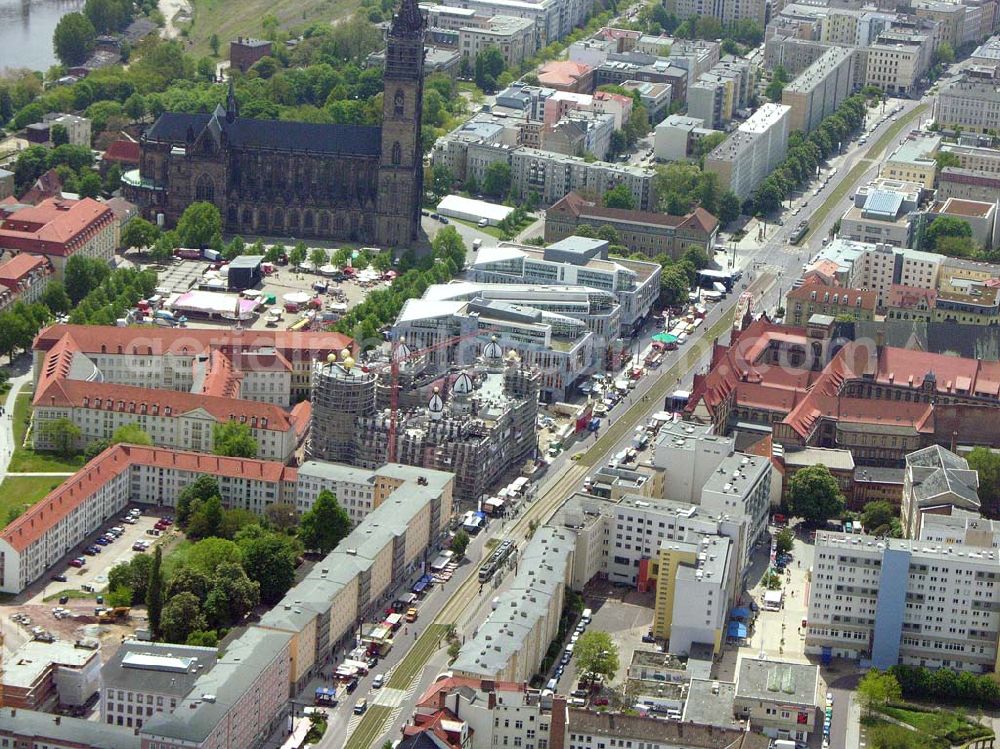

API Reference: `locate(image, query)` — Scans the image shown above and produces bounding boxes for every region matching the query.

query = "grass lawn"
[881,705,992,745]
[9,387,86,473]
[387,622,449,689]
[43,588,98,603]
[343,705,392,749]
[184,0,361,56]
[161,538,193,579]
[865,103,929,160]
[451,214,536,240]
[0,476,66,528]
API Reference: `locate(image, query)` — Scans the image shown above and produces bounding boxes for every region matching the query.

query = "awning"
[731,607,751,620]
[727,621,748,639]
[315,687,336,697]
[653,333,678,344]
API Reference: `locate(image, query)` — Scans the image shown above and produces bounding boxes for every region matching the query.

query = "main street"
[321,89,943,748]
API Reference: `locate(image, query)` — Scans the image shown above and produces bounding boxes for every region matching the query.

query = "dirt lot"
[1,509,179,660]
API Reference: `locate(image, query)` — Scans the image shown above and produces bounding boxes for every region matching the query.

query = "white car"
[372,674,385,689]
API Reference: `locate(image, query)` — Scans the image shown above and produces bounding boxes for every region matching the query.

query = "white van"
[581,608,592,624]
[546,678,558,691]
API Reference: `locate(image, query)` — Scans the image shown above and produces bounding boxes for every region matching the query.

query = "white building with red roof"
[30,324,351,460]
[0,253,53,311]
[0,198,117,277]
[0,444,297,592]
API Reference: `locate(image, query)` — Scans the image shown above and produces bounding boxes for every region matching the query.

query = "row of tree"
[67,264,158,326]
[332,226,467,345]
[748,94,870,216]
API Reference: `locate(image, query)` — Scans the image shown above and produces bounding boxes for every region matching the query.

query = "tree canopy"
[176,202,222,249]
[574,630,619,685]
[212,421,259,458]
[298,489,351,554]
[787,465,845,526]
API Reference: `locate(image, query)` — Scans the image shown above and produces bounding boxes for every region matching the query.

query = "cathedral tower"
[375,0,425,246]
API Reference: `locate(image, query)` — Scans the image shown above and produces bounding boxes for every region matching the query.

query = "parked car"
[346,678,359,694]
[95,537,110,546]
[146,529,161,536]
[353,699,367,715]
[406,608,418,622]
[68,558,85,568]
[372,674,385,689]
[51,574,68,583]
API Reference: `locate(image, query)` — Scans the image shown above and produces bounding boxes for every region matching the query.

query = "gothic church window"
[195,174,215,202]
[395,90,405,116]
[392,142,402,165]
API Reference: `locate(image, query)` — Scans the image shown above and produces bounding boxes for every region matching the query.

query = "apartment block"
[102,642,219,729]
[782,47,859,133]
[704,104,791,200]
[0,253,53,313]
[620,80,673,123]
[1,640,102,711]
[938,166,1000,201]
[565,710,769,749]
[451,526,575,682]
[765,38,836,78]
[865,30,933,95]
[820,7,895,47]
[912,0,967,48]
[140,628,293,749]
[653,114,719,160]
[806,530,1000,672]
[0,708,139,749]
[459,15,536,68]
[938,141,1000,172]
[652,535,735,654]
[840,180,923,255]
[664,0,766,25]
[441,0,588,45]
[734,659,820,742]
[786,279,877,324]
[258,465,453,692]
[935,65,1000,134]
[883,132,941,188]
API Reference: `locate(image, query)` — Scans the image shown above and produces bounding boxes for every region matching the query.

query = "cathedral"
[125,0,425,246]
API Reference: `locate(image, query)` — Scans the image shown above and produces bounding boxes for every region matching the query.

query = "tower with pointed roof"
[375,0,425,247]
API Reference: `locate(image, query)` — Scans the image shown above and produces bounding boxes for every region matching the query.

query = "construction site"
[307,338,540,504]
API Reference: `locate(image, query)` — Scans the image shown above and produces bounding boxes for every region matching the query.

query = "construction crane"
[387,330,501,463]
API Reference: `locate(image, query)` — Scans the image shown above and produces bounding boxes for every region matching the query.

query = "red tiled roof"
[887,283,937,309]
[34,324,351,361]
[549,191,719,234]
[18,169,62,206]
[417,676,525,709]
[102,140,140,164]
[0,444,293,553]
[537,60,592,87]
[0,197,114,255]
[786,279,876,310]
[199,350,243,398]
[0,254,50,288]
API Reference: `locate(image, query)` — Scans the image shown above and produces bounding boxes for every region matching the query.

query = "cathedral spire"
[391,0,424,37]
[226,78,239,124]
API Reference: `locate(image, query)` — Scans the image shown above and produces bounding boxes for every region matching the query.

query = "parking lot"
[1,507,179,658]
[542,590,655,702]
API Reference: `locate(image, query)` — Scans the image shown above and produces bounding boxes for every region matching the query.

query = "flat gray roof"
[102,641,219,697]
[0,708,140,749]
[736,657,819,707]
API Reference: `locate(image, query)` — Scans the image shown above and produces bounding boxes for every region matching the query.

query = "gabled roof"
[103,140,141,164]
[548,191,719,234]
[144,111,382,156]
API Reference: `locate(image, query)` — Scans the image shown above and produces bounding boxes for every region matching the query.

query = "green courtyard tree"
[176,201,222,249]
[111,423,152,446]
[718,191,741,225]
[107,555,152,603]
[775,528,794,555]
[186,496,225,540]
[298,489,351,554]
[212,421,258,458]
[288,242,307,269]
[574,630,619,686]
[40,282,71,315]
[160,591,206,643]
[860,500,899,536]
[146,546,164,638]
[474,46,505,92]
[39,418,81,457]
[176,475,221,526]
[787,464,845,525]
[603,183,636,210]
[482,162,511,198]
[967,447,1000,517]
[121,217,161,251]
[238,530,297,605]
[450,529,470,558]
[857,669,901,717]
[310,248,329,268]
[204,561,259,627]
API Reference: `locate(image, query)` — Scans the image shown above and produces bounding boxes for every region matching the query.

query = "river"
[0,0,85,73]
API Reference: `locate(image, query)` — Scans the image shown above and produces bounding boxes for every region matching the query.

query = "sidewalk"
[0,373,33,487]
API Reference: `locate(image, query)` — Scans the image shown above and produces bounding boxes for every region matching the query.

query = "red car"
[592,697,609,706]
[68,558,85,568]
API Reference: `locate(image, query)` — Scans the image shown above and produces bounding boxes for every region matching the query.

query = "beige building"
[865,31,933,96]
[734,658,820,742]
[912,0,966,49]
[459,15,536,68]
[782,46,859,133]
[935,65,1000,134]
[882,131,940,188]
[704,103,791,200]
